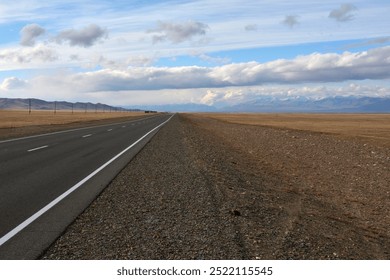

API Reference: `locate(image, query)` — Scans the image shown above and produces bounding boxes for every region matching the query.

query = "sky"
[0,0,390,107]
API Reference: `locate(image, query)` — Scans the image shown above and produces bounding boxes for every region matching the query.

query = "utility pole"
[28,99,31,114]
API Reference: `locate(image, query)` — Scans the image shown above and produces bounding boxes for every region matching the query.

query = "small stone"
[231,210,241,216]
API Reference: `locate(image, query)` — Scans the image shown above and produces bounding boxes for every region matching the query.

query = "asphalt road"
[0,113,173,259]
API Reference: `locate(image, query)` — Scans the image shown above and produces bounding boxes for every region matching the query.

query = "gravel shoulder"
[41,114,390,259]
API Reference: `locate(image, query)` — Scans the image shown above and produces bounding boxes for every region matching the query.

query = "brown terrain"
[1,111,389,259]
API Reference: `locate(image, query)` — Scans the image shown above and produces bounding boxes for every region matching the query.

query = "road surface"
[0,113,173,259]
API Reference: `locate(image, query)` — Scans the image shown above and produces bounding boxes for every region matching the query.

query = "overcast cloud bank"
[2,45,390,93]
[28,45,390,92]
[2,45,390,107]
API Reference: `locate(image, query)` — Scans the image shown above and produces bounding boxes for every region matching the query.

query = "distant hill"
[0,98,139,112]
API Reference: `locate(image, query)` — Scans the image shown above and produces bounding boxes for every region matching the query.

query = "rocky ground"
[41,114,390,259]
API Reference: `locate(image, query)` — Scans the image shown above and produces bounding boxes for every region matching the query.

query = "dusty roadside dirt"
[41,114,390,259]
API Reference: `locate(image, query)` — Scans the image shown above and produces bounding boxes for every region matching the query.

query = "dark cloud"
[55,24,108,47]
[282,15,300,28]
[147,20,208,44]
[329,3,357,22]
[20,24,46,46]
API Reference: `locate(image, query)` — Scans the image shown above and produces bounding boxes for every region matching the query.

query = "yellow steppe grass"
[198,113,390,146]
[0,110,147,128]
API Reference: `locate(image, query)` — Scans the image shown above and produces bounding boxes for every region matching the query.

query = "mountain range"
[136,96,390,113]
[0,98,138,112]
[1,96,389,113]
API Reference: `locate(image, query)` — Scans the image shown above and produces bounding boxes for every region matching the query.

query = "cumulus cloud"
[198,84,390,107]
[0,77,28,90]
[20,23,46,46]
[329,3,357,22]
[207,47,390,85]
[0,44,58,64]
[200,89,245,106]
[55,24,108,47]
[147,20,208,44]
[70,66,217,91]
[282,15,300,28]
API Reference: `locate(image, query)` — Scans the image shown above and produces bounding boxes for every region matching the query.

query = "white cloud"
[197,84,390,107]
[147,20,209,44]
[8,46,389,94]
[68,66,216,91]
[200,89,245,106]
[20,23,46,46]
[0,77,28,90]
[0,44,58,64]
[329,3,357,22]
[55,24,108,47]
[208,46,390,85]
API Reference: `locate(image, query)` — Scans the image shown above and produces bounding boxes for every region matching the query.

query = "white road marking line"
[27,145,49,152]
[82,134,92,138]
[0,114,174,247]
[107,129,113,132]
[122,125,126,128]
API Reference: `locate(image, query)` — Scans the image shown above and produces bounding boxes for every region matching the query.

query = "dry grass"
[0,110,148,129]
[197,113,390,146]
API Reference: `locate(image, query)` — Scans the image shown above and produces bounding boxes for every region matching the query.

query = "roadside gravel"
[41,114,390,259]
[42,114,247,259]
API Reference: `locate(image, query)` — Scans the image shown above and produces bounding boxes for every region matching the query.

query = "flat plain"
[200,113,390,146]
[0,110,147,128]
[2,110,389,259]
